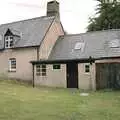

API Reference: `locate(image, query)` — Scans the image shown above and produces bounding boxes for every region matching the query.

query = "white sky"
[0,0,97,34]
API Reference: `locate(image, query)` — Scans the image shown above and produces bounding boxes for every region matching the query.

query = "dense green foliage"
[0,80,120,120]
[87,0,120,31]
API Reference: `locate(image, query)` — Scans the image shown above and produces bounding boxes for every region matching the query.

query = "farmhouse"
[0,0,120,90]
[0,1,64,82]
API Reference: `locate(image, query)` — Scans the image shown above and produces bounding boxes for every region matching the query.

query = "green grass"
[0,80,120,120]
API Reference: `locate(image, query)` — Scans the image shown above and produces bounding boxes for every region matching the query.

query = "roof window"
[109,39,120,48]
[74,42,85,51]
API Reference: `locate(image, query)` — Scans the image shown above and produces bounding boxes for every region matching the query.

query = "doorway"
[67,62,78,88]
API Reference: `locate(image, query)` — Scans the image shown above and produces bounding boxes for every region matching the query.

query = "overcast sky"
[0,0,97,34]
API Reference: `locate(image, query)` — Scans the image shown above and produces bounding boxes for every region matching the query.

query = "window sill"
[5,47,13,49]
[8,70,16,73]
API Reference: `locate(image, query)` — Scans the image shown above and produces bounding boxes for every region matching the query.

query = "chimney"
[47,0,60,18]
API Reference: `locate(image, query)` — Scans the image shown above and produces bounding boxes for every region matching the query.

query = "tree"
[87,0,120,32]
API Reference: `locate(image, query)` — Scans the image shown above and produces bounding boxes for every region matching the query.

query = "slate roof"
[0,16,55,49]
[49,29,120,60]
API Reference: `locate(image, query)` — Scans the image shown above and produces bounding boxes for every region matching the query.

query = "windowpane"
[42,64,46,69]
[11,61,16,65]
[5,36,8,40]
[36,72,41,76]
[42,68,46,72]
[36,65,40,68]
[11,65,16,69]
[37,69,41,72]
[5,41,8,48]
[42,72,46,76]
[53,64,61,69]
[10,41,13,47]
[10,36,13,39]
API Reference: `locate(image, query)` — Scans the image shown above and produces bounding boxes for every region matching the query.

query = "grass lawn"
[0,80,120,120]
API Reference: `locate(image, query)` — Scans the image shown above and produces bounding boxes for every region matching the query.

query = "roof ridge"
[0,16,55,26]
[65,29,120,37]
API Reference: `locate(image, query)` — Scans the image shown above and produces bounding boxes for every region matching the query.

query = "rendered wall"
[34,64,66,88]
[0,48,37,81]
[78,63,96,90]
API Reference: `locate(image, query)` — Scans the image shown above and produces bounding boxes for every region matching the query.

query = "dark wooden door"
[96,63,108,89]
[67,62,78,88]
[96,63,120,90]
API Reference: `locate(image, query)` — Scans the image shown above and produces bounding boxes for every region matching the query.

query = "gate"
[96,63,120,90]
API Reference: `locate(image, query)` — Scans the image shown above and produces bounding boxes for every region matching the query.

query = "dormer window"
[4,29,14,49]
[5,36,14,48]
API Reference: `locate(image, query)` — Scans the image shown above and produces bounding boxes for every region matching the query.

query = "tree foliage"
[87,0,120,32]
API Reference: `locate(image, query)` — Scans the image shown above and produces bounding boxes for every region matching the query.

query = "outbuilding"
[31,30,120,90]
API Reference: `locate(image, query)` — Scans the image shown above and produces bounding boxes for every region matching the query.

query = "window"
[5,36,14,48]
[85,65,90,73]
[9,58,16,72]
[74,42,85,52]
[109,39,120,48]
[53,64,61,69]
[36,64,46,76]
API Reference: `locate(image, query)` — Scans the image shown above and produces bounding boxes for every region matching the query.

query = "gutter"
[30,57,94,65]
[95,56,120,60]
[30,56,120,65]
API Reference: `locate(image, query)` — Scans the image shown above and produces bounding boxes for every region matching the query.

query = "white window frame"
[36,64,46,76]
[5,36,14,48]
[85,64,90,73]
[9,58,16,72]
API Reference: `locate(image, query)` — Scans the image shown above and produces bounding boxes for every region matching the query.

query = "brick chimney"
[47,0,60,18]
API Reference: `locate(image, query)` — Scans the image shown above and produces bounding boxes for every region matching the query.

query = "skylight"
[74,42,85,51]
[74,42,82,50]
[109,39,120,48]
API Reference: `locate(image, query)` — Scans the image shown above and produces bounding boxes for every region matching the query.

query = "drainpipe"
[32,64,35,88]
[89,56,94,90]
[33,47,39,88]
[89,64,93,90]
[37,47,39,60]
